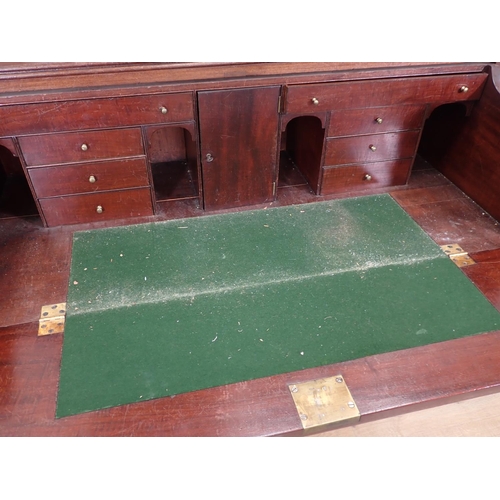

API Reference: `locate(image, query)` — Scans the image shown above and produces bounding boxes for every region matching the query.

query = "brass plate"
[440,243,466,256]
[288,375,360,431]
[440,244,476,268]
[40,303,67,319]
[449,254,476,267]
[38,303,66,336]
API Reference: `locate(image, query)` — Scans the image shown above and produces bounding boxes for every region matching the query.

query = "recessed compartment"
[145,125,200,205]
[279,115,325,195]
[0,140,38,219]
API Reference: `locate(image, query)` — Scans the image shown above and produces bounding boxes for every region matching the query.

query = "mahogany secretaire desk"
[1,62,500,436]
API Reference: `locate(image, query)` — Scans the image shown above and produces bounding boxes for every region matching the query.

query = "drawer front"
[324,130,420,165]
[0,92,194,136]
[285,73,487,114]
[321,160,412,195]
[19,128,144,166]
[39,188,153,226]
[28,158,149,198]
[328,105,426,137]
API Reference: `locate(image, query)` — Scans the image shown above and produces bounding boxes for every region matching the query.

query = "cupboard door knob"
[88,175,96,183]
[159,106,168,114]
[311,97,319,105]
[459,85,469,93]
[96,205,103,214]
[369,144,377,151]
[363,174,372,181]
[375,117,383,124]
[81,143,88,151]
[205,153,214,163]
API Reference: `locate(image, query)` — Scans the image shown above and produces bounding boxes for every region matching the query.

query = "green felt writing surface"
[56,195,500,417]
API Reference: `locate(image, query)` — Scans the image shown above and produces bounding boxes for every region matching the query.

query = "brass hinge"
[38,303,66,336]
[288,375,360,432]
[440,243,476,267]
[277,94,282,113]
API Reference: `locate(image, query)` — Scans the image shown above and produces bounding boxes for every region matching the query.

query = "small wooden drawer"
[321,159,412,195]
[0,92,194,136]
[324,130,420,166]
[39,187,153,227]
[28,157,149,198]
[328,105,426,138]
[285,73,487,114]
[19,128,144,166]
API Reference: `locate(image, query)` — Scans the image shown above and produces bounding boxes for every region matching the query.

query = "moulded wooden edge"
[3,322,500,436]
[0,63,489,106]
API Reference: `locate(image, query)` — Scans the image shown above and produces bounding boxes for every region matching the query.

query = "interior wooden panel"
[1,62,500,436]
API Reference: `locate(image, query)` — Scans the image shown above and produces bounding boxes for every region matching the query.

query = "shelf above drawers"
[19,128,144,166]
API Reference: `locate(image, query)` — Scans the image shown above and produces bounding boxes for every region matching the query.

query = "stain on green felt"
[57,195,500,417]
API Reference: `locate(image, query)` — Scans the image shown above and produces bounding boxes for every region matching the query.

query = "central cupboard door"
[198,86,280,210]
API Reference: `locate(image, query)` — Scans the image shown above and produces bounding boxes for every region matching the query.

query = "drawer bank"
[1,62,499,228]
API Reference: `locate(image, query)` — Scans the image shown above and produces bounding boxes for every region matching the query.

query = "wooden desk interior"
[1,62,500,436]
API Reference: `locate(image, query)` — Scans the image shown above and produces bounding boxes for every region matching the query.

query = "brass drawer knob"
[369,144,377,151]
[88,175,96,183]
[159,106,168,114]
[375,117,383,124]
[311,97,319,105]
[363,174,372,181]
[96,205,103,214]
[81,143,88,151]
[459,85,469,93]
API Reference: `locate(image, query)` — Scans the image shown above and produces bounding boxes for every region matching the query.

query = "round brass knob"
[459,85,469,93]
[159,106,168,114]
[205,153,214,163]
[311,97,319,105]
[369,145,377,151]
[96,205,103,214]
[81,144,88,151]
[375,117,383,124]
[89,175,96,183]
[363,174,372,181]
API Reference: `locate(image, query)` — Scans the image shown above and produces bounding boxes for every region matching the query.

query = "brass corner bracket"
[38,303,66,336]
[440,243,476,267]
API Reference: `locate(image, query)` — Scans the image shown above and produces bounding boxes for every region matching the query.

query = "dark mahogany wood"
[328,104,426,138]
[0,63,487,98]
[284,116,325,194]
[324,130,420,165]
[2,321,500,437]
[19,128,145,167]
[285,73,487,114]
[28,158,150,197]
[198,86,280,210]
[321,159,412,195]
[39,187,153,226]
[2,159,500,435]
[0,92,194,137]
[0,137,17,157]
[418,65,500,222]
